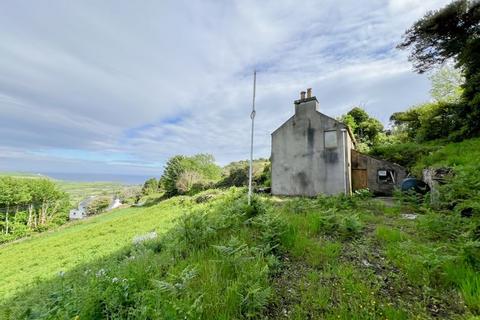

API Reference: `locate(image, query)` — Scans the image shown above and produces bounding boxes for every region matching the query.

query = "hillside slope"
[0,199,181,299]
[2,185,479,319]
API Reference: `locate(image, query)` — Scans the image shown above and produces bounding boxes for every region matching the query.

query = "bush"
[160,154,221,197]
[317,213,363,240]
[175,171,203,194]
[0,177,70,243]
[389,101,466,143]
[217,159,270,189]
[85,196,111,216]
[370,142,440,170]
[142,178,159,195]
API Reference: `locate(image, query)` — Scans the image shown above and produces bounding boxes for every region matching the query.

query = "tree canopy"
[0,177,69,243]
[398,0,480,137]
[159,154,221,196]
[430,65,464,103]
[340,107,384,151]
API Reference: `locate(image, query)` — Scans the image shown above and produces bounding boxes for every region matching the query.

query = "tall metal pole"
[248,70,256,205]
[341,128,347,195]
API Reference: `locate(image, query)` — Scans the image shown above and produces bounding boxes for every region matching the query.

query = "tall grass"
[1,188,286,319]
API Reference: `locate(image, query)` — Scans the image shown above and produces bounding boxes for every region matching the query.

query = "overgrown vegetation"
[339,107,385,152]
[85,196,112,216]
[147,156,271,200]
[1,188,287,319]
[0,177,70,243]
[398,0,480,139]
[217,159,271,189]
[2,188,479,318]
[160,154,222,196]
[0,196,183,300]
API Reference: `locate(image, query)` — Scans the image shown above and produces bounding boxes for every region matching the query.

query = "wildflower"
[96,268,106,277]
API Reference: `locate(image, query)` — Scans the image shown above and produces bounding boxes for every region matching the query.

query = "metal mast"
[248,70,257,205]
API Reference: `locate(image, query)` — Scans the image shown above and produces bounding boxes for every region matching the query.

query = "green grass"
[0,197,183,300]
[56,180,129,204]
[414,137,480,170]
[1,184,479,318]
[1,188,283,319]
[269,194,477,319]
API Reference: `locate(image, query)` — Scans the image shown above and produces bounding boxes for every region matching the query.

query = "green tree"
[430,66,464,103]
[142,178,159,195]
[160,155,187,197]
[160,154,221,196]
[398,0,480,137]
[340,107,384,151]
[390,101,463,142]
[0,177,69,238]
[85,196,111,216]
[0,178,15,234]
[29,179,69,228]
[217,159,270,188]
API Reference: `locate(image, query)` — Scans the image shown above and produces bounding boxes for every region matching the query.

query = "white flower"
[96,269,106,277]
[132,232,157,244]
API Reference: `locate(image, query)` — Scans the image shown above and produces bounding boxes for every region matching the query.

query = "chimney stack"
[294,88,318,112]
[300,91,306,100]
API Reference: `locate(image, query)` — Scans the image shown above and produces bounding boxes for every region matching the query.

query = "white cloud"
[0,0,451,177]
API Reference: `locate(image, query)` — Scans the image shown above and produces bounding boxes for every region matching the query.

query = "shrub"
[160,154,221,197]
[175,171,203,194]
[340,215,363,239]
[416,211,466,241]
[85,196,111,216]
[0,177,70,242]
[217,159,270,188]
[370,142,440,170]
[317,213,363,240]
[141,178,159,195]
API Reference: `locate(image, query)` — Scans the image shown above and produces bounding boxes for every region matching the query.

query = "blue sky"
[0,0,451,176]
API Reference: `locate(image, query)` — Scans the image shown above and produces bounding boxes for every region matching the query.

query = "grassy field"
[56,180,131,204]
[0,198,182,300]
[1,187,479,319]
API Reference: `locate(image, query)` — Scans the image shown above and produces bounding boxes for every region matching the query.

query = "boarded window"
[324,131,337,148]
[378,169,396,184]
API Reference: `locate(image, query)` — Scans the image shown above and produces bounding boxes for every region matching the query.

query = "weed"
[416,210,466,241]
[444,262,480,314]
[316,213,363,240]
[376,226,407,243]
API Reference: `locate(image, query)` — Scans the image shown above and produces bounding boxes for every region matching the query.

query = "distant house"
[69,196,95,220]
[107,197,122,210]
[271,89,406,196]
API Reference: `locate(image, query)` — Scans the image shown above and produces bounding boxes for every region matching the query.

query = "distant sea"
[41,172,152,185]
